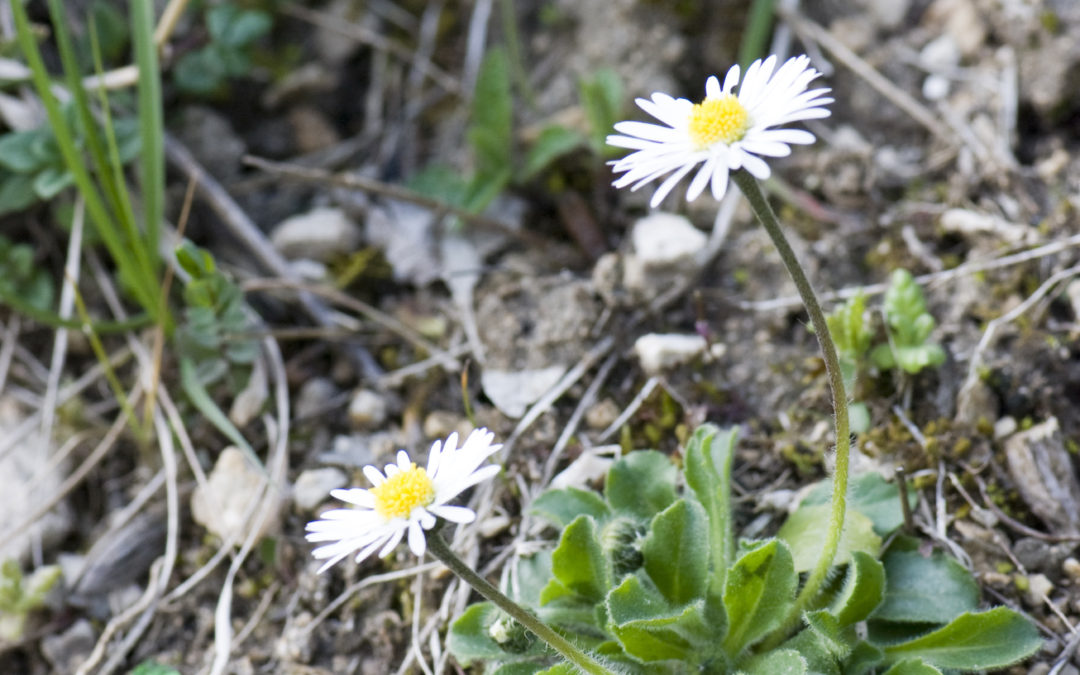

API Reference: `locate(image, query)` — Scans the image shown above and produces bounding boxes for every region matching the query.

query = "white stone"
[630,212,707,268]
[347,389,388,430]
[633,333,707,375]
[1062,557,1080,582]
[550,447,618,491]
[292,468,348,512]
[993,416,1018,440]
[191,447,280,542]
[922,74,951,101]
[857,0,910,29]
[1067,280,1080,322]
[919,35,960,71]
[481,365,567,419]
[270,207,362,262]
[1023,573,1053,607]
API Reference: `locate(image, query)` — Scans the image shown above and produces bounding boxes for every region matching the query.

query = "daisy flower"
[306,428,502,573]
[607,54,833,207]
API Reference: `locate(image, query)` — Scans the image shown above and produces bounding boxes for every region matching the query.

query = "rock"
[295,377,338,420]
[270,207,362,262]
[478,515,512,539]
[1014,538,1076,576]
[1063,557,1080,582]
[954,378,999,426]
[0,397,72,563]
[924,0,987,57]
[1022,573,1054,607]
[550,448,617,490]
[481,366,567,419]
[856,0,910,30]
[288,105,341,153]
[191,447,280,542]
[993,416,1018,439]
[365,199,440,286]
[40,618,95,673]
[585,398,621,430]
[323,432,398,469]
[630,213,707,267]
[1003,417,1080,535]
[421,411,470,440]
[633,333,707,375]
[293,468,348,512]
[173,106,246,182]
[348,389,389,430]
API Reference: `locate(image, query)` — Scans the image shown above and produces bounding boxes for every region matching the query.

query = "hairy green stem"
[732,171,850,628]
[427,532,613,675]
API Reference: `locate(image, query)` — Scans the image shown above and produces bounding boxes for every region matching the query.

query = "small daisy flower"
[607,54,833,207]
[306,428,502,573]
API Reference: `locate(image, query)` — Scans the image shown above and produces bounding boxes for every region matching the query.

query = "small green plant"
[0,559,62,642]
[825,290,874,394]
[448,426,1041,674]
[871,269,946,374]
[0,235,56,316]
[173,4,272,95]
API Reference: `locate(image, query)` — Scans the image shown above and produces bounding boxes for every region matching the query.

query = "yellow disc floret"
[371,463,435,519]
[687,94,749,149]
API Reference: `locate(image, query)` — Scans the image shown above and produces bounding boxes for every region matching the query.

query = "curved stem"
[732,171,850,627]
[427,532,614,675]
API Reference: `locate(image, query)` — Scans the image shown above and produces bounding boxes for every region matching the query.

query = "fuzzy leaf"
[0,130,47,173]
[684,424,737,576]
[831,551,886,626]
[881,607,1041,670]
[605,450,677,521]
[739,648,808,675]
[777,504,881,573]
[530,487,611,529]
[468,47,513,178]
[606,574,711,663]
[579,68,623,155]
[871,549,977,624]
[882,659,942,675]
[722,539,797,657]
[642,499,708,606]
[541,515,609,605]
[801,473,913,536]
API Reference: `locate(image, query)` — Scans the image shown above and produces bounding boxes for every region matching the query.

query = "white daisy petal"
[304,428,503,573]
[607,54,829,205]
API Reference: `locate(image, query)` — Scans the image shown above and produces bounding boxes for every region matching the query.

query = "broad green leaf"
[782,627,841,675]
[606,574,711,663]
[579,68,623,154]
[804,610,854,660]
[208,6,272,47]
[683,424,737,580]
[871,549,977,624]
[468,47,513,178]
[882,658,942,675]
[801,472,913,536]
[447,603,516,662]
[533,664,576,675]
[831,551,885,626]
[739,648,807,675]
[605,451,677,521]
[722,539,797,657]
[530,488,611,529]
[777,504,880,573]
[0,131,47,173]
[521,125,585,180]
[541,516,609,605]
[0,173,40,215]
[642,499,708,605]
[492,664,549,675]
[882,607,1041,670]
[32,166,74,199]
[464,166,512,213]
[845,641,886,675]
[514,552,553,606]
[173,48,228,94]
[406,164,469,207]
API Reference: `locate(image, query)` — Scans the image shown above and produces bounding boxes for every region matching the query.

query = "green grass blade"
[132,0,164,281]
[738,0,777,69]
[179,356,258,462]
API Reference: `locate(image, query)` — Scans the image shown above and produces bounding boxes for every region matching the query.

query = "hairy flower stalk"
[608,55,848,632]
[306,429,612,674]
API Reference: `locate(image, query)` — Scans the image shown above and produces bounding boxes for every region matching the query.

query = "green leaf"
[407,164,470,207]
[128,662,182,675]
[777,504,880,573]
[469,47,513,178]
[782,626,841,675]
[722,539,797,657]
[801,472,913,536]
[463,165,512,213]
[0,173,40,215]
[208,6,272,48]
[739,648,808,675]
[882,658,942,675]
[530,487,611,529]
[845,641,886,675]
[882,607,1041,670]
[32,166,74,199]
[642,499,708,606]
[683,424,738,583]
[606,574,712,663]
[0,131,48,173]
[448,603,519,663]
[871,549,978,624]
[173,47,228,94]
[541,515,609,605]
[520,125,584,180]
[605,451,677,521]
[579,68,623,155]
[179,356,257,461]
[830,551,885,626]
[803,610,854,660]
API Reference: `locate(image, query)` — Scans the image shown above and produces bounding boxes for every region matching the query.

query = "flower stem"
[427,532,614,675]
[732,171,850,625]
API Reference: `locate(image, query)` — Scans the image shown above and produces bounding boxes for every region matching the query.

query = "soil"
[3,0,1080,673]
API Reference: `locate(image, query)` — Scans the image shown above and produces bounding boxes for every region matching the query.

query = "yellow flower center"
[687,94,749,149]
[370,463,435,519]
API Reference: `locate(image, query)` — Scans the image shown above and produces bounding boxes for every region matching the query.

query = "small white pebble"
[1062,557,1080,582]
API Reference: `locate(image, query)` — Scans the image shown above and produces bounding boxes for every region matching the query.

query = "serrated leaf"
[802,473,913,536]
[882,658,942,675]
[831,550,885,626]
[605,451,677,521]
[530,487,611,529]
[521,125,584,180]
[739,648,808,675]
[871,549,977,624]
[541,515,609,605]
[881,607,1041,670]
[606,574,711,663]
[642,499,708,606]
[777,504,880,573]
[722,539,797,657]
